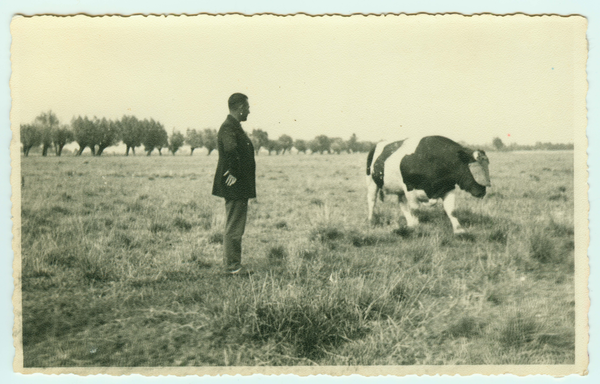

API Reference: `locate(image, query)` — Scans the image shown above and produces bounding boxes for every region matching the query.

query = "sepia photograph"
[9,11,589,377]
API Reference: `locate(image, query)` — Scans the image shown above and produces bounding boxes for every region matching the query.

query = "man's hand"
[224,170,237,186]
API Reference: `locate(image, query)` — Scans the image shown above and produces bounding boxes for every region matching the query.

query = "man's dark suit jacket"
[212,115,256,200]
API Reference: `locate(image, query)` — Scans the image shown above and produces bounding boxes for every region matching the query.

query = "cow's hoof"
[453,228,466,235]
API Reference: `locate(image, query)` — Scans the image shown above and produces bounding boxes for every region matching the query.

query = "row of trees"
[20,111,70,156]
[21,111,172,157]
[492,137,574,151]
[246,131,373,155]
[20,111,377,157]
[21,112,574,158]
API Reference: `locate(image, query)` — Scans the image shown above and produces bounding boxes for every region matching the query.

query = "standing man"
[212,93,256,275]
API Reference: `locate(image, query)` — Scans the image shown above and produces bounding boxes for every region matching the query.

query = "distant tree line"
[490,137,574,151]
[20,111,376,157]
[21,112,573,158]
[247,130,374,155]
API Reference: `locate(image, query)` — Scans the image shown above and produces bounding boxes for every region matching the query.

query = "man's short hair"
[228,93,248,110]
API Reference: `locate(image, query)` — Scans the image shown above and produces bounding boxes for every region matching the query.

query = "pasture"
[18,150,576,367]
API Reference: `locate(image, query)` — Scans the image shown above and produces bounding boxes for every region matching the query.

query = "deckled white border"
[3,1,598,383]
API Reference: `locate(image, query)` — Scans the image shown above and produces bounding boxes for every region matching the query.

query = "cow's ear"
[458,149,474,163]
[473,150,489,163]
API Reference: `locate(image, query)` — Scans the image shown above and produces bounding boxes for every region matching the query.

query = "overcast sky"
[10,14,586,145]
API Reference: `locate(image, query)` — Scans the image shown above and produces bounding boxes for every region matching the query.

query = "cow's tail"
[366,145,376,175]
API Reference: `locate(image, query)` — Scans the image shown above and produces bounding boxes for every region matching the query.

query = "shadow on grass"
[446,316,484,338]
[413,208,447,224]
[392,226,429,239]
[454,208,495,228]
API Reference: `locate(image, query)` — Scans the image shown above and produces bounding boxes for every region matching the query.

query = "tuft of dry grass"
[267,245,287,263]
[310,198,324,207]
[207,231,224,244]
[498,314,538,348]
[310,222,345,243]
[488,227,508,244]
[529,231,556,263]
[150,221,169,234]
[274,220,288,229]
[371,210,395,227]
[447,316,482,338]
[173,216,192,231]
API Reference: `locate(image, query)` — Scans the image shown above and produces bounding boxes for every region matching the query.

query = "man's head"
[228,93,250,122]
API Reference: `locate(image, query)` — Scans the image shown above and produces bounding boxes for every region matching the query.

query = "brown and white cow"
[366,135,491,234]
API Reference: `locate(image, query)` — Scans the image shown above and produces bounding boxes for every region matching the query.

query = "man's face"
[238,101,250,122]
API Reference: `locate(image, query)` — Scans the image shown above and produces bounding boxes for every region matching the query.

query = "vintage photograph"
[10,14,588,375]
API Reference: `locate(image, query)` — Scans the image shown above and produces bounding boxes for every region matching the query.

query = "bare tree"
[52,124,74,156]
[294,139,308,154]
[35,111,60,156]
[347,133,359,153]
[493,137,505,151]
[266,139,283,155]
[142,119,168,156]
[185,128,203,155]
[203,128,218,155]
[330,137,347,154]
[121,115,143,156]
[313,135,331,154]
[169,131,185,155]
[250,129,269,155]
[277,134,294,154]
[20,124,42,156]
[72,116,97,155]
[95,117,121,156]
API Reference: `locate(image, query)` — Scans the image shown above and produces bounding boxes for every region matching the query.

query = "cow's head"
[458,149,491,198]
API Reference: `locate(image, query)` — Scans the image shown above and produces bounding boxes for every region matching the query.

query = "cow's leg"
[399,192,419,227]
[366,177,379,223]
[442,189,465,234]
[413,190,437,208]
[405,190,422,211]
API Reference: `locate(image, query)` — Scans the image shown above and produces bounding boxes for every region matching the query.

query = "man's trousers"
[224,199,248,271]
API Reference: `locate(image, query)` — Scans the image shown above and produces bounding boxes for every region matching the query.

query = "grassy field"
[18,150,576,367]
